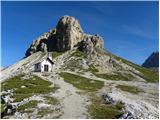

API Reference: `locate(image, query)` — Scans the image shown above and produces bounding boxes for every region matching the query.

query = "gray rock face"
[25,15,104,57]
[79,39,94,54]
[142,51,159,68]
[25,29,57,56]
[78,34,104,54]
[56,15,84,51]
[90,34,104,49]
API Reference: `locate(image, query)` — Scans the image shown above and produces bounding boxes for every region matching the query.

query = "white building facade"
[34,57,54,72]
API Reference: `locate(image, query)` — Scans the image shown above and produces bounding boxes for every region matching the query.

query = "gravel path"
[35,72,89,119]
[62,71,159,119]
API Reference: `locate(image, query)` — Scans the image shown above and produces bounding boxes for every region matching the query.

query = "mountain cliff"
[142,51,159,69]
[25,15,103,56]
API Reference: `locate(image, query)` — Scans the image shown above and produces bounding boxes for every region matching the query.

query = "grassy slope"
[67,49,158,82]
[94,48,159,82]
[111,53,159,83]
[44,96,59,105]
[70,49,87,58]
[116,85,143,94]
[1,75,58,102]
[68,50,134,81]
[1,75,61,118]
[88,95,124,119]
[94,72,135,81]
[52,51,64,58]
[59,72,104,92]
[17,100,40,112]
[95,48,159,82]
[64,49,158,82]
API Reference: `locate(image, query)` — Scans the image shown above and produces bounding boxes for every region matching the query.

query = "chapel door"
[44,65,49,72]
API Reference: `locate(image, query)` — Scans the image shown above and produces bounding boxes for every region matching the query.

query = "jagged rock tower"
[25,15,104,57]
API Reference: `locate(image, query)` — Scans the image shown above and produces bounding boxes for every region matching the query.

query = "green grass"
[70,49,87,58]
[37,108,54,118]
[64,58,84,71]
[63,50,89,71]
[88,95,124,119]
[88,64,99,73]
[12,94,33,102]
[87,63,135,81]
[111,60,122,68]
[59,72,104,92]
[94,72,134,81]
[112,54,159,83]
[17,100,39,112]
[116,85,143,94]
[1,103,6,113]
[44,96,59,105]
[2,75,52,91]
[1,75,58,102]
[52,51,63,58]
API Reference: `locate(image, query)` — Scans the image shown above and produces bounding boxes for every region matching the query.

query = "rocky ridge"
[25,15,103,56]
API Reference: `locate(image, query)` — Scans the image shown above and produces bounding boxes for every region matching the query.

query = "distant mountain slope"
[142,52,159,68]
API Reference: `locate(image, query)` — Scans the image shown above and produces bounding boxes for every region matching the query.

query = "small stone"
[21,86,26,88]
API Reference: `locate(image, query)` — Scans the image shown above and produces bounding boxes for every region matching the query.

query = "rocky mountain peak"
[142,51,159,68]
[56,15,83,33]
[25,15,104,57]
[56,15,84,51]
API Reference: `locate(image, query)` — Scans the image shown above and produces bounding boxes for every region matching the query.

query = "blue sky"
[1,1,159,67]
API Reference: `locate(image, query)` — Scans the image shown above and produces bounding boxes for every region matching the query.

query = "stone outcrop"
[25,29,57,56]
[78,34,104,54]
[25,15,104,57]
[56,16,84,51]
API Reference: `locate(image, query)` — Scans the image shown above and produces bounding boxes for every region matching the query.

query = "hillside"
[1,16,159,119]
